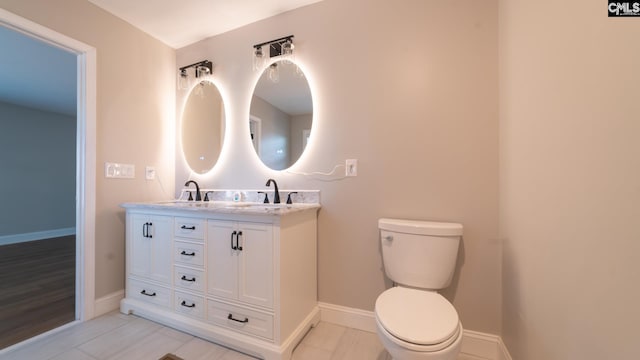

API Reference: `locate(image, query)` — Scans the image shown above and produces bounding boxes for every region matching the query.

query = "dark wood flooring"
[0,235,76,349]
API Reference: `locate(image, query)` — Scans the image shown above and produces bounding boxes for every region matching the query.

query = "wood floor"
[0,236,76,349]
[0,311,488,360]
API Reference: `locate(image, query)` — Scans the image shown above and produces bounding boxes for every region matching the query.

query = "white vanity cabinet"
[129,214,173,284]
[121,204,319,360]
[207,220,273,308]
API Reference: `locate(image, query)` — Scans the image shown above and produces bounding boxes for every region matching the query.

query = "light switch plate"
[105,162,135,179]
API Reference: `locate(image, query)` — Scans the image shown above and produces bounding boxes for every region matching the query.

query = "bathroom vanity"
[120,200,320,360]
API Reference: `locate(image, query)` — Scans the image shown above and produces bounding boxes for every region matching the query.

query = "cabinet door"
[207,220,238,300]
[237,222,273,308]
[129,214,172,284]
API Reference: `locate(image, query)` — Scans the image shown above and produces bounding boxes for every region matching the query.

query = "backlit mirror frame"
[180,79,226,174]
[249,59,314,171]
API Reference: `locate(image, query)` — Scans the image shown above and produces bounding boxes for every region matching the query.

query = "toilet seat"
[375,287,460,352]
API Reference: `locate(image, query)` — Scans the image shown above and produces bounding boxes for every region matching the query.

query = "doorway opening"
[0,8,96,351]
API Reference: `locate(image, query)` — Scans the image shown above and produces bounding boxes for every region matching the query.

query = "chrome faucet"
[184,180,201,201]
[265,178,280,204]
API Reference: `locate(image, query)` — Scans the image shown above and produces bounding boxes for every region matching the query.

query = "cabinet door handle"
[231,230,237,250]
[227,314,249,323]
[180,225,196,230]
[181,275,196,282]
[143,222,148,238]
[237,231,243,251]
[147,222,153,238]
[140,290,156,297]
[181,300,196,308]
[180,250,196,256]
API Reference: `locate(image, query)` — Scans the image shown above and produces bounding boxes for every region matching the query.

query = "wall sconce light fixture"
[252,35,295,71]
[177,60,213,90]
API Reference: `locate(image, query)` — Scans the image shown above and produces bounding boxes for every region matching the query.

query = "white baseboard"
[0,227,76,246]
[94,289,124,317]
[318,302,512,360]
[498,337,513,360]
[318,302,377,332]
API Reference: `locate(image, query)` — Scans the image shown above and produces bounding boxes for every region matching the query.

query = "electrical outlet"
[346,159,358,177]
[145,166,156,180]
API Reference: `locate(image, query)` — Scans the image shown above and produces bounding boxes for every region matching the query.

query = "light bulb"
[178,69,189,90]
[281,40,295,64]
[268,63,280,83]
[253,46,266,71]
[196,65,210,78]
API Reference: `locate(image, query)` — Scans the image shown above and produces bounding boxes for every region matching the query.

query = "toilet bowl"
[375,219,463,360]
[375,287,462,360]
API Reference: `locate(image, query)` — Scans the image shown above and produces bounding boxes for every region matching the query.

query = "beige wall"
[177,0,500,334]
[500,0,640,358]
[0,0,176,299]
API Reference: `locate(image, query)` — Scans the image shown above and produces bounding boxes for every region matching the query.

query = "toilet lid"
[375,287,459,345]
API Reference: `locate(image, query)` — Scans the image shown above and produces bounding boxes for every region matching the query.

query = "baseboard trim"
[318,302,377,333]
[498,337,513,360]
[0,227,75,246]
[318,302,511,360]
[94,289,124,317]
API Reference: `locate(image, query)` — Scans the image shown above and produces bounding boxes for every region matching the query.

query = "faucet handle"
[258,191,269,204]
[187,191,193,201]
[286,192,298,204]
[204,191,213,202]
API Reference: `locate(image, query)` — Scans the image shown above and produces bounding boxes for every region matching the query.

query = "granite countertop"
[121,200,320,216]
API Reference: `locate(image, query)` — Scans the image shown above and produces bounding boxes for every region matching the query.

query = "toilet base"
[375,318,463,360]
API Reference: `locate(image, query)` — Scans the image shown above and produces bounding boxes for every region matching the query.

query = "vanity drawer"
[174,291,205,319]
[206,299,274,340]
[128,278,172,309]
[174,217,205,240]
[174,241,204,267]
[174,266,205,293]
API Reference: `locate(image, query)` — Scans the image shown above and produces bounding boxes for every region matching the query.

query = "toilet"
[375,218,463,360]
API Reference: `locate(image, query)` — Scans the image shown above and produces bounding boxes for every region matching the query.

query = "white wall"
[177,0,500,334]
[500,0,640,358]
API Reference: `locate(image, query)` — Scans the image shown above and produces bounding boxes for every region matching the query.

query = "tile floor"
[0,312,486,360]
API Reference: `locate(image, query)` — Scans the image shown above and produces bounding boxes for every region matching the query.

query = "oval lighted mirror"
[181,80,225,174]
[250,60,312,170]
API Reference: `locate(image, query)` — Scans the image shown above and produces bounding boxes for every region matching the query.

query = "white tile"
[330,328,389,360]
[218,349,258,359]
[0,313,130,360]
[50,348,98,360]
[78,317,161,359]
[301,322,348,351]
[458,353,490,360]
[292,343,333,360]
[173,337,228,360]
[105,331,184,360]
[157,326,194,343]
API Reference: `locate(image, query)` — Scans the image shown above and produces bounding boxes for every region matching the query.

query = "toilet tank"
[379,218,463,290]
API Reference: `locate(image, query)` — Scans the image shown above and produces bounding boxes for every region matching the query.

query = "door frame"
[0,9,96,322]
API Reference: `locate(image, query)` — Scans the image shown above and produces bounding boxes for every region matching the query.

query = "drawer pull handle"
[231,230,237,250]
[227,314,249,323]
[237,231,243,251]
[181,301,196,308]
[181,275,196,282]
[140,290,156,297]
[181,225,196,230]
[180,250,196,256]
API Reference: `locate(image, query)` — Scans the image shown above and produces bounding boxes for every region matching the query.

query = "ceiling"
[88,0,324,49]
